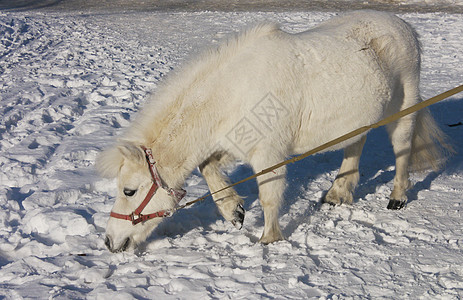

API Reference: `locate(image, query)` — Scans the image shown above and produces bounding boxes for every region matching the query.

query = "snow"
[1,2,463,299]
[2,0,463,13]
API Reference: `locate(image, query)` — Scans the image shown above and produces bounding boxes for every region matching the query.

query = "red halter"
[109,147,186,225]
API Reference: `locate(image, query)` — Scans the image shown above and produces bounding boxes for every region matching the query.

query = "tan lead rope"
[176,84,463,211]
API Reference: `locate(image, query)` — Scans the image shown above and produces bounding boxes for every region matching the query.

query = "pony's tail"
[410,107,454,172]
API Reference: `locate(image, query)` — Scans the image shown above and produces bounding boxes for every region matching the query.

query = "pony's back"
[316,10,421,76]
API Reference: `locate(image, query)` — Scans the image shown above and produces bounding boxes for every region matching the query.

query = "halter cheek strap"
[109,147,186,225]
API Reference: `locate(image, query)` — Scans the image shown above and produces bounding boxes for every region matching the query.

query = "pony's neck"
[131,49,226,189]
[142,98,215,190]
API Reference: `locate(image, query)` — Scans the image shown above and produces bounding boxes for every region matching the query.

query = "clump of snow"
[0,7,462,299]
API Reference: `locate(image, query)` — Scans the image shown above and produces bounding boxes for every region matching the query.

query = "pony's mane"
[122,23,281,145]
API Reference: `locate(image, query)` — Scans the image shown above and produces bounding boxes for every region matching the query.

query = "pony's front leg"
[199,153,245,229]
[250,154,286,244]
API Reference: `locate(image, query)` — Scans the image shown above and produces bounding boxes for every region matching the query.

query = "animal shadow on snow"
[144,164,259,248]
[283,99,461,239]
[142,99,461,248]
[331,99,462,207]
[405,99,462,203]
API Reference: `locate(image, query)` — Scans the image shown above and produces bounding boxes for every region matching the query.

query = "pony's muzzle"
[105,235,131,253]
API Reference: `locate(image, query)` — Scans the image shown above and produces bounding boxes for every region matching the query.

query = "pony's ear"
[116,140,147,166]
[96,147,124,178]
[96,141,146,178]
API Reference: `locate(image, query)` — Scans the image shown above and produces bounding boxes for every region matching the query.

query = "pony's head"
[96,141,178,252]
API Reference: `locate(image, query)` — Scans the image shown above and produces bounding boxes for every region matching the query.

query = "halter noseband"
[109,147,186,225]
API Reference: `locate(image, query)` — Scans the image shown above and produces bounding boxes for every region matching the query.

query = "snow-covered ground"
[1,3,462,299]
[2,0,463,13]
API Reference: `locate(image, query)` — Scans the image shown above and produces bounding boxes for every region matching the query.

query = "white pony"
[97,10,450,252]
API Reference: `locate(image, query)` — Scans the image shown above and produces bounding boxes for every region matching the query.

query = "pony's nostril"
[104,235,112,250]
[121,238,131,252]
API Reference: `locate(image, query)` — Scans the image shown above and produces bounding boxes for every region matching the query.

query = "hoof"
[259,232,284,244]
[323,189,353,206]
[231,204,245,230]
[323,198,337,207]
[387,199,406,210]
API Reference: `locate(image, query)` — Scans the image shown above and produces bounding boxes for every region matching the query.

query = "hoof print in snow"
[231,204,245,230]
[387,199,406,210]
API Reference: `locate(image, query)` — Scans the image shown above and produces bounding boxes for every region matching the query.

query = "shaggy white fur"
[97,10,450,252]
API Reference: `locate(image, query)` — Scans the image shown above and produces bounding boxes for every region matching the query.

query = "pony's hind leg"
[199,152,245,229]
[385,77,421,209]
[386,115,414,209]
[324,136,366,206]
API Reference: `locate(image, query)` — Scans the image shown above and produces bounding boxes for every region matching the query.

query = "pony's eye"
[123,188,137,197]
